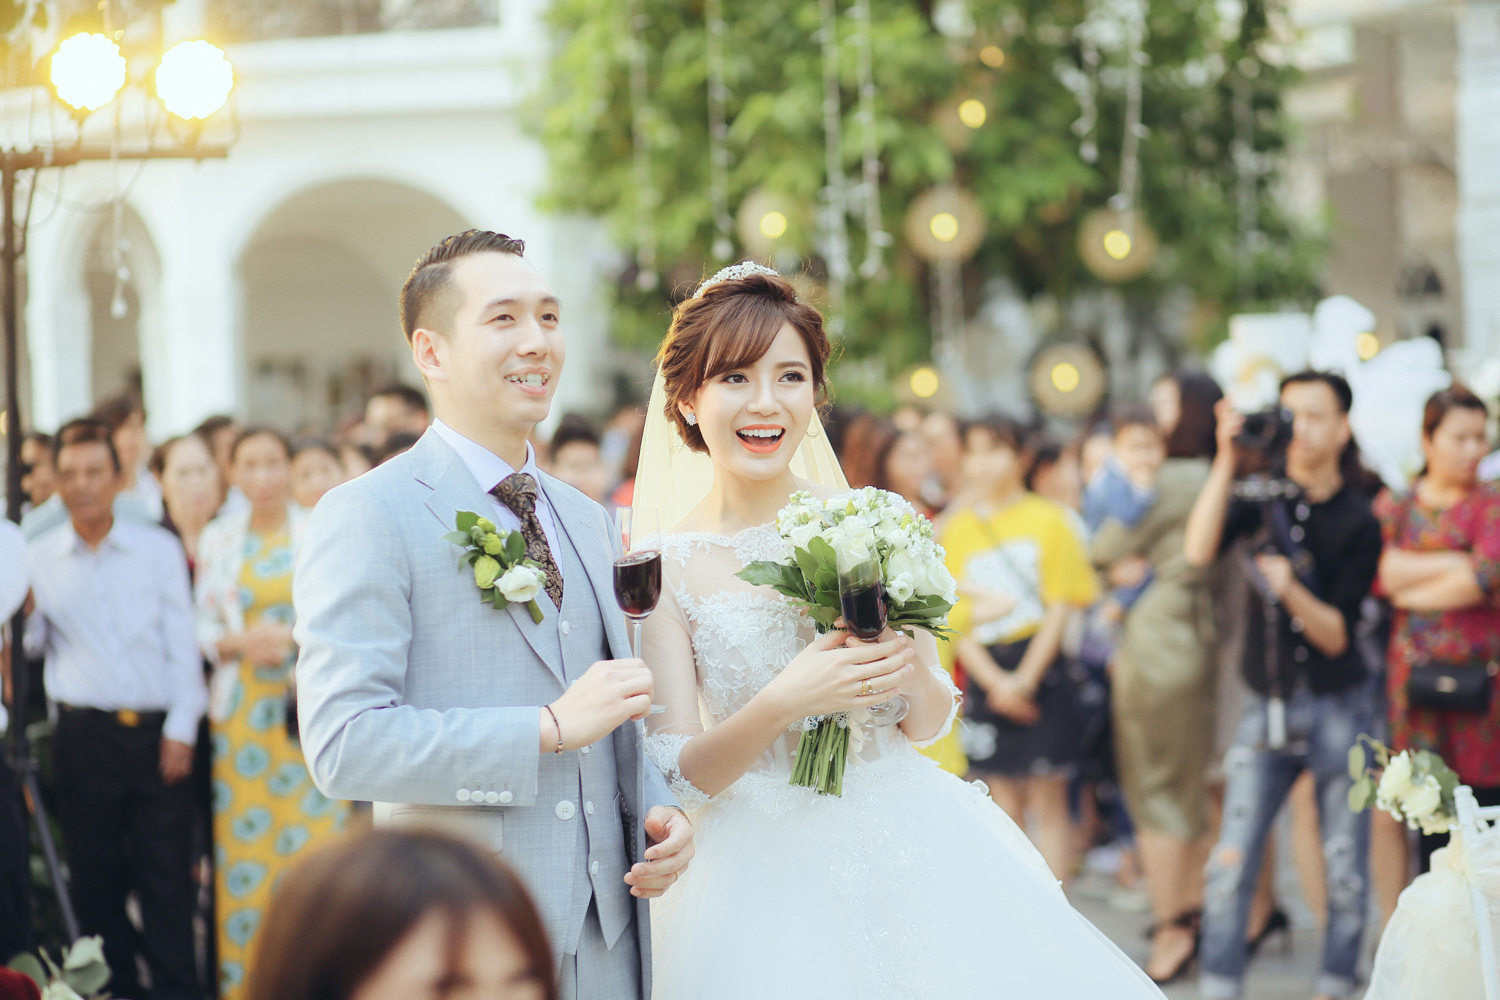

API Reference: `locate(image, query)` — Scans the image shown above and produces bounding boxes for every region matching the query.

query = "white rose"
[1377,751,1413,810]
[1401,774,1443,822]
[787,519,823,552]
[828,520,876,570]
[498,564,548,603]
[1416,810,1452,836]
[921,561,959,603]
[887,573,918,604]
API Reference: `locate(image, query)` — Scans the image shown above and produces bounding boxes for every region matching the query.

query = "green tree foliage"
[541,0,1321,367]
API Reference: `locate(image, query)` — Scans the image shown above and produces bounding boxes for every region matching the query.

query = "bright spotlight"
[759,211,788,239]
[958,99,987,129]
[1103,229,1133,260]
[1051,362,1081,393]
[156,40,234,120]
[910,367,940,399]
[929,212,959,243]
[51,33,126,112]
[1355,332,1380,361]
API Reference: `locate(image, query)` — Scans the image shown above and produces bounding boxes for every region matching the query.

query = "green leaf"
[442,530,473,547]
[63,961,111,994]
[738,561,790,587]
[1348,744,1366,782]
[807,536,836,566]
[504,531,527,562]
[490,590,510,610]
[7,954,45,991]
[1347,775,1374,813]
[455,511,479,534]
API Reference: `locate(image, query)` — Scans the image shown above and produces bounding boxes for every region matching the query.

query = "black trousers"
[54,709,199,1000]
[0,751,31,962]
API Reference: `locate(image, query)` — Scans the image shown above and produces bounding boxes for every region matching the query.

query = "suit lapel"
[415,431,563,682]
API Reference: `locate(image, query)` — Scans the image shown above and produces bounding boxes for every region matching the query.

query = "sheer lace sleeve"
[906,628,962,749]
[641,575,713,810]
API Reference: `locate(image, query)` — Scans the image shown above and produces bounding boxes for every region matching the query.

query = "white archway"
[236,178,471,433]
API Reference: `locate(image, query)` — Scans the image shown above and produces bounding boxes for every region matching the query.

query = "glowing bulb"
[910,367,940,399]
[958,99,987,129]
[156,40,234,120]
[980,46,1005,68]
[1051,362,1080,393]
[929,212,959,242]
[51,33,126,112]
[1103,229,1132,260]
[1355,331,1380,361]
[759,211,788,239]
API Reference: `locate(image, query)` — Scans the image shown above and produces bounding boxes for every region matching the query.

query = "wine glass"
[836,553,908,727]
[612,507,662,659]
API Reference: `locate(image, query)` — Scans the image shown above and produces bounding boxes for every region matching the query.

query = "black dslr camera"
[1233,406,1293,472]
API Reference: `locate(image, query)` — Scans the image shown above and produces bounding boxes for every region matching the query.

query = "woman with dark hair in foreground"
[248,828,556,1000]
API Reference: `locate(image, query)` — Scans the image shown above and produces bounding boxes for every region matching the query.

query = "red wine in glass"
[613,550,663,619]
[839,580,887,640]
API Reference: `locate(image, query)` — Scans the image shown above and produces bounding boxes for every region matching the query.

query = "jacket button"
[560,620,572,635]
[580,745,590,754]
[585,800,594,815]
[484,791,500,804]
[555,800,576,820]
[590,860,600,875]
[456,789,471,802]
[498,790,513,804]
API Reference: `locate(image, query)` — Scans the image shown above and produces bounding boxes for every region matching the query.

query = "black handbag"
[1407,659,1498,713]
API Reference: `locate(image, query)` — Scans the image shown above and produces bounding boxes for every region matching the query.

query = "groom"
[294,230,692,999]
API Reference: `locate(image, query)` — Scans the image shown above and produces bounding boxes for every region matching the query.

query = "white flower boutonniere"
[444,511,546,624]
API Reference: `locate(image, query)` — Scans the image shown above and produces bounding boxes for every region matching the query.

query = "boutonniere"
[444,511,547,624]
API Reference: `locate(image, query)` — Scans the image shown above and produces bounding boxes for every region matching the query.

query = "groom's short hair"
[400,230,527,341]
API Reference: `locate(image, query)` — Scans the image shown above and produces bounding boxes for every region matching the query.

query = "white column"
[23,215,92,432]
[1459,3,1500,362]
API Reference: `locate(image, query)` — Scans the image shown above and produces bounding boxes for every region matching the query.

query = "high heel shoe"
[1146,910,1201,986]
[1245,907,1290,957]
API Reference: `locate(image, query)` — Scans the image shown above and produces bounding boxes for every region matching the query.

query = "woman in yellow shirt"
[939,416,1099,884]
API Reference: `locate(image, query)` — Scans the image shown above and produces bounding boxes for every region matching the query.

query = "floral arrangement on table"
[444,511,549,623]
[736,488,959,796]
[6,935,110,999]
[1348,735,1459,835]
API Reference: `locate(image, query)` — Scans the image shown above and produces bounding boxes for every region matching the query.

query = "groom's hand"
[626,806,695,898]
[543,658,654,752]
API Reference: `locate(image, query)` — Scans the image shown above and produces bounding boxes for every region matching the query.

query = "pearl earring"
[684,413,697,426]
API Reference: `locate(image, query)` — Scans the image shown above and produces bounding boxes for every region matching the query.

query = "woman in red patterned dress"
[1376,384,1500,872]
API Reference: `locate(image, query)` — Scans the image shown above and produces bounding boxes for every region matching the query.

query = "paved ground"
[1067,835,1379,1000]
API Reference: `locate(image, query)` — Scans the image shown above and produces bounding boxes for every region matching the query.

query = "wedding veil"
[632,367,848,531]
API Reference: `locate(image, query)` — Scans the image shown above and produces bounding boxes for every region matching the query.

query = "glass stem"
[631,619,643,659]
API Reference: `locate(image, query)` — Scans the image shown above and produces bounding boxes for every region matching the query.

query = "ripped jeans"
[1200,685,1372,1000]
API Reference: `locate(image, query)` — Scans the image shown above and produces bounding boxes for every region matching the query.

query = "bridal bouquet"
[737,488,958,795]
[1348,735,1459,835]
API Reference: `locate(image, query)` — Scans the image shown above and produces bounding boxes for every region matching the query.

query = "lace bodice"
[640,521,958,814]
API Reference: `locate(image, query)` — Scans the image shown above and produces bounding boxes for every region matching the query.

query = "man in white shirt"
[25,419,205,1000]
[0,516,29,961]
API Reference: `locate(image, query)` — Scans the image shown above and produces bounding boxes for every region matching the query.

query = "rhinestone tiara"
[692,261,781,299]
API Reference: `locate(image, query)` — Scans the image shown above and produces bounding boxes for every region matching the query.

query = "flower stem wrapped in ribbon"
[1347,734,1460,835]
[444,511,548,624]
[736,489,958,795]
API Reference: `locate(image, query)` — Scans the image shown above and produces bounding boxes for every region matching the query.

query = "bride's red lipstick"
[735,424,786,454]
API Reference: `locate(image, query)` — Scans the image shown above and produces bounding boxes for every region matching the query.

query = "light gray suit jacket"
[293,429,675,994]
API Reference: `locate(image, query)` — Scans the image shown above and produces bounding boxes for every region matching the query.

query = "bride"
[635,262,1166,999]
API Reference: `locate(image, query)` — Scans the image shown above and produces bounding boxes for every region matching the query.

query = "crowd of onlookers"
[3,363,1500,999]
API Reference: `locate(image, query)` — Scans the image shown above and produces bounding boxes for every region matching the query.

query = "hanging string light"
[625,0,658,290]
[851,0,889,278]
[817,0,850,333]
[704,0,734,262]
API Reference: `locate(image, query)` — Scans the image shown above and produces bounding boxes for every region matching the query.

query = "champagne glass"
[836,552,908,727]
[612,507,662,659]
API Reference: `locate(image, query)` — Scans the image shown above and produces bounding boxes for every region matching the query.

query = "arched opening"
[86,206,160,405]
[237,179,471,434]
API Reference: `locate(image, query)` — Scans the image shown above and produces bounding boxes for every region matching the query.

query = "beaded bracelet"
[543,705,564,754]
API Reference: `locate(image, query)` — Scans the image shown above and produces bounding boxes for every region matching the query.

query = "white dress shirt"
[25,519,207,745]
[431,419,564,583]
[0,519,24,622]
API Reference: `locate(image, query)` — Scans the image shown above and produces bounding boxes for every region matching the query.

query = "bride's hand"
[762,629,914,722]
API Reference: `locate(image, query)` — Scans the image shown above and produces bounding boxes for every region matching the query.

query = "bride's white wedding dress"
[640,510,1166,999]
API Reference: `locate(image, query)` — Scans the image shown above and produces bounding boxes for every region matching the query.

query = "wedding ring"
[860,679,871,697]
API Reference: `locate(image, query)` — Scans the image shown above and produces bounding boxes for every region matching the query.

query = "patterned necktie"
[490,473,564,609]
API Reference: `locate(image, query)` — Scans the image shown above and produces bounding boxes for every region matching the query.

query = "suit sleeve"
[293,484,542,807]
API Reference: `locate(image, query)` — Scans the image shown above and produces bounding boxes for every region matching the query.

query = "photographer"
[1183,371,1381,1000]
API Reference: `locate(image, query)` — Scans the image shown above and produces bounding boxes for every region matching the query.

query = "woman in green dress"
[196,430,347,999]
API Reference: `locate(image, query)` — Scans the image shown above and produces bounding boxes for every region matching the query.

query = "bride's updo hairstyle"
[656,269,831,454]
